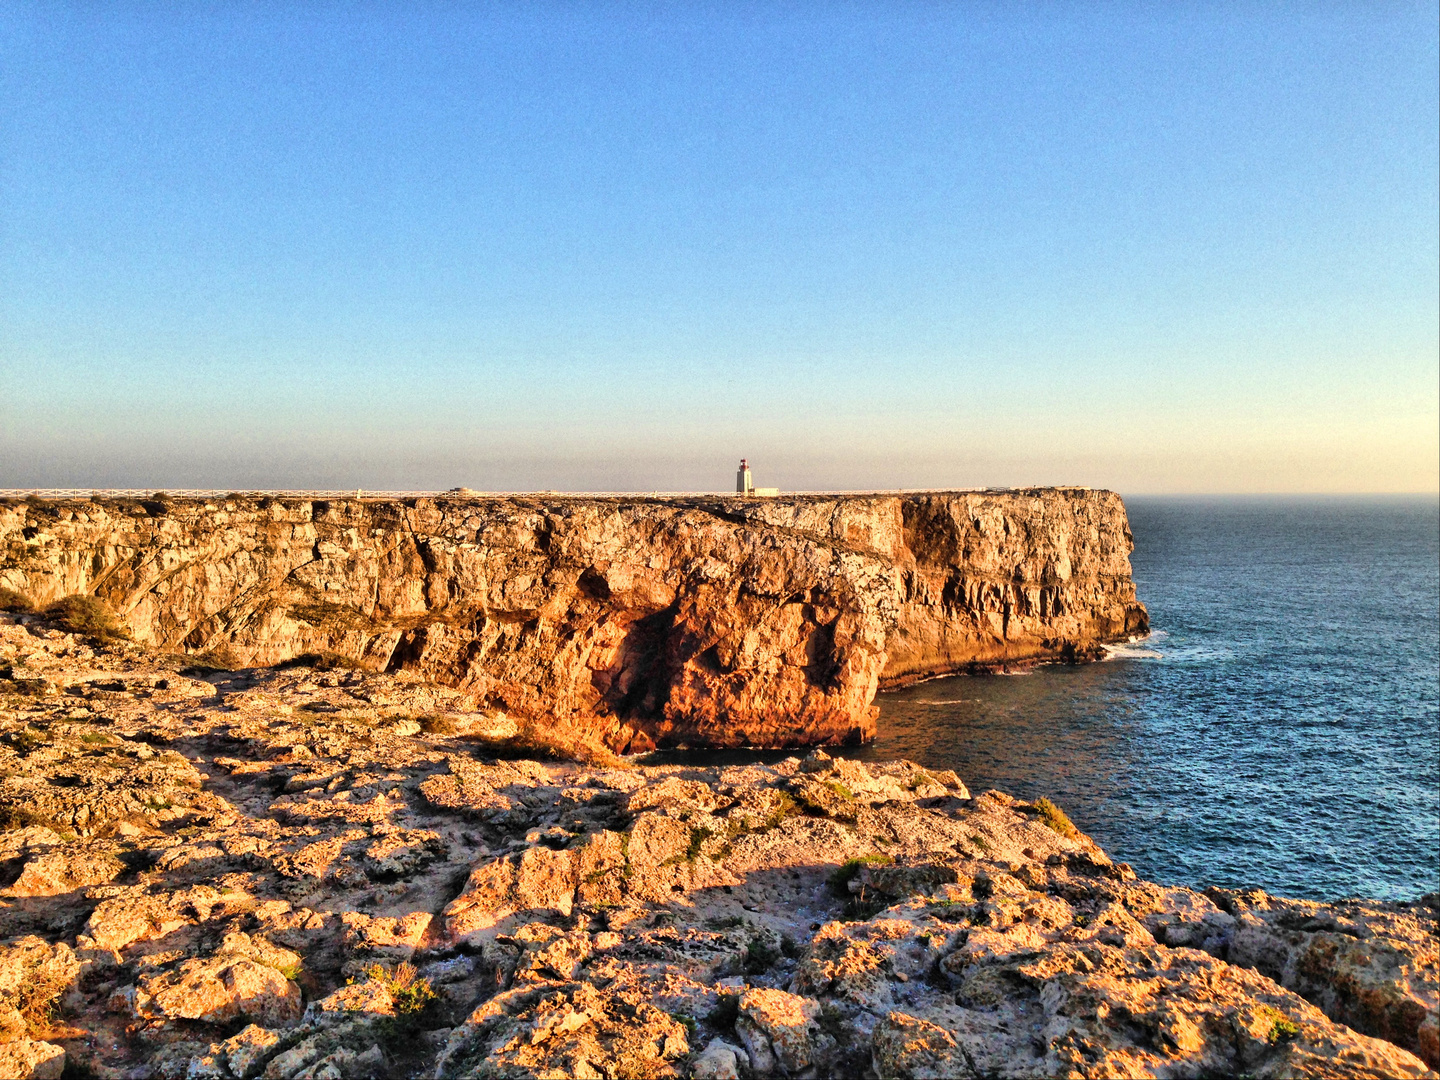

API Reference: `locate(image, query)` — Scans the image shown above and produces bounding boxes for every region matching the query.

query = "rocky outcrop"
[0,619,1434,1078]
[1,491,1146,749]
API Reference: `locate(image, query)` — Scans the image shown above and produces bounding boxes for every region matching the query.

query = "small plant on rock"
[369,962,437,1015]
[1034,797,1080,839]
[1259,1006,1300,1043]
[827,853,893,897]
[365,962,439,1052]
[417,713,458,736]
[905,770,939,791]
[5,956,72,1038]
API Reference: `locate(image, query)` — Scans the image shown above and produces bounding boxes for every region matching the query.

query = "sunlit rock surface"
[1,490,1147,750]
[0,617,1433,1079]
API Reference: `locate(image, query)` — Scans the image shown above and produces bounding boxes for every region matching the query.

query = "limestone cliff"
[0,490,1146,749]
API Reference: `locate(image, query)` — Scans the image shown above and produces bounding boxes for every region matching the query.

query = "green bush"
[363,961,439,1051]
[706,993,740,1030]
[1260,1006,1300,1043]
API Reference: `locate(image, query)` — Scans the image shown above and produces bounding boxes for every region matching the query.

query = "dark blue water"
[856,496,1440,901]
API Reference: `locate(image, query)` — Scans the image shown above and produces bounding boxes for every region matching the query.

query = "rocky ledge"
[1,490,1147,750]
[0,614,1433,1079]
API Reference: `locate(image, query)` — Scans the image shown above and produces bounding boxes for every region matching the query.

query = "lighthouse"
[736,459,753,495]
[734,459,779,497]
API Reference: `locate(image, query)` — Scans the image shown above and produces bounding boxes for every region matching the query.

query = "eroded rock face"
[1,490,1146,749]
[1,620,1431,1079]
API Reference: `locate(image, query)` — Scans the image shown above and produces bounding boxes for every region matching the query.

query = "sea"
[659,496,1440,902]
[856,496,1440,902]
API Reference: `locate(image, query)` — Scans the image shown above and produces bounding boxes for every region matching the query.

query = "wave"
[1102,639,1164,661]
[1101,631,1234,665]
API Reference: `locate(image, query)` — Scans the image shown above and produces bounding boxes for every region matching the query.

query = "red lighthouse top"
[740,459,748,468]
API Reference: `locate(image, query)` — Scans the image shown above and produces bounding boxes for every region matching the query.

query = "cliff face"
[0,490,1146,749]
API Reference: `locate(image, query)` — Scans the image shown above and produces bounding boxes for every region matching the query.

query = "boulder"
[0,1040,64,1080]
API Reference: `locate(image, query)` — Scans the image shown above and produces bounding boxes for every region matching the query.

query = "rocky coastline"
[0,611,1434,1079]
[1,490,1147,752]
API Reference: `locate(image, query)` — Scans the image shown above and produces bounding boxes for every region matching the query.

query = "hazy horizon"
[3,5,1437,495]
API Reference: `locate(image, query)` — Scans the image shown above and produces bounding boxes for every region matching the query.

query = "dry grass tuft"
[471,717,628,768]
[1034,796,1081,839]
[45,595,129,643]
[417,713,459,736]
[0,956,75,1039]
[0,587,34,613]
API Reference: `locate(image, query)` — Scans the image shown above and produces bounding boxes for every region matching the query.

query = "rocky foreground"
[0,612,1435,1079]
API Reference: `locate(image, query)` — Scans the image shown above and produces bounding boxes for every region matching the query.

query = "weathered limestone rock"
[129,933,303,1027]
[0,618,1431,1080]
[1,490,1146,748]
[6,843,124,897]
[736,987,833,1074]
[1208,888,1440,1069]
[0,1039,65,1080]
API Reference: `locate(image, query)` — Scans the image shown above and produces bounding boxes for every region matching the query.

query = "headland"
[0,489,1148,752]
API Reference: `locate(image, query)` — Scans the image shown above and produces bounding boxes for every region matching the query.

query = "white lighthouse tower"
[736,459,753,495]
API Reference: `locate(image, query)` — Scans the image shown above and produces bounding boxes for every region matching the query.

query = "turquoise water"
[857,496,1440,901]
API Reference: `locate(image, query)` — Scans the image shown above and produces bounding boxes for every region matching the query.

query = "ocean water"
[855,496,1440,901]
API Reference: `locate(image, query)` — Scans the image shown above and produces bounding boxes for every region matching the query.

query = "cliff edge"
[0,490,1147,750]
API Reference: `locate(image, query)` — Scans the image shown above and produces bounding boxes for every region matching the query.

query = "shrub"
[1260,1006,1300,1043]
[1034,797,1080,839]
[417,714,459,736]
[744,935,780,974]
[11,958,70,1036]
[707,993,740,1030]
[45,595,129,643]
[7,728,49,755]
[0,588,33,613]
[367,961,436,1015]
[364,961,439,1052]
[828,853,893,896]
[0,804,54,831]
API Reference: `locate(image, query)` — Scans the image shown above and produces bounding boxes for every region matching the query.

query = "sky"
[2,3,1437,494]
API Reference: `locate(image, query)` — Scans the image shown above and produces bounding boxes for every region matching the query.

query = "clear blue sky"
[2,3,1436,493]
